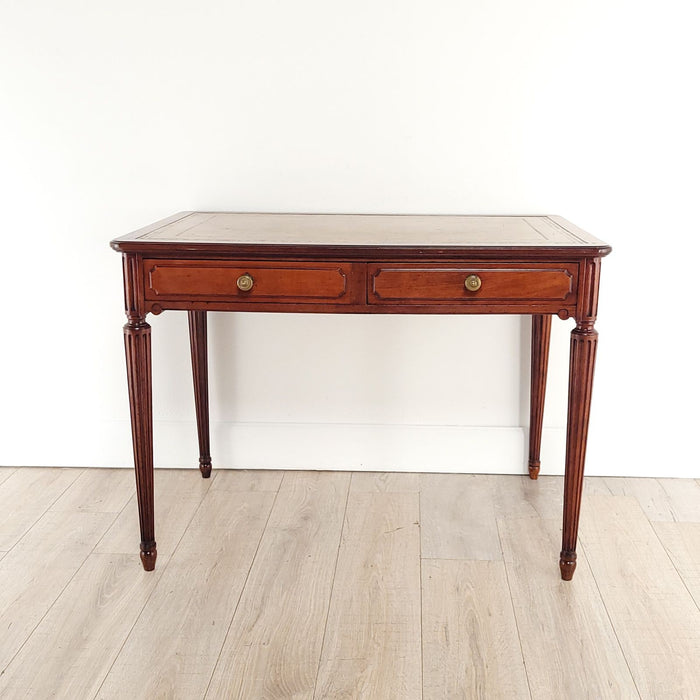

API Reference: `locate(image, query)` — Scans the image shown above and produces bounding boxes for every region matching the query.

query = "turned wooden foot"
[559,550,577,580]
[199,457,212,478]
[140,542,158,571]
[188,310,212,479]
[529,314,551,480]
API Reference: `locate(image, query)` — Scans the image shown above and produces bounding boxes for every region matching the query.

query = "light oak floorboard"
[421,473,501,560]
[653,522,700,610]
[205,471,350,700]
[96,489,276,700]
[0,468,16,487]
[580,495,700,697]
[498,517,638,699]
[422,559,529,700]
[210,468,284,492]
[314,492,421,700]
[3,468,700,699]
[0,553,159,698]
[490,475,612,520]
[95,469,212,560]
[350,471,420,493]
[584,475,614,495]
[604,477,679,522]
[656,478,700,522]
[0,467,82,550]
[0,509,116,674]
[490,474,563,520]
[49,468,135,513]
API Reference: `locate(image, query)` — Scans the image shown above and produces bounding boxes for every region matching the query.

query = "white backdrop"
[1,1,698,476]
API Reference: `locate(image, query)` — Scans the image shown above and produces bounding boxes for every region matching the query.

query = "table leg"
[559,258,602,580]
[188,311,212,478]
[560,304,599,580]
[528,314,551,479]
[124,317,157,571]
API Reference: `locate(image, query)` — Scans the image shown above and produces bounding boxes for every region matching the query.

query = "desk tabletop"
[111,212,611,258]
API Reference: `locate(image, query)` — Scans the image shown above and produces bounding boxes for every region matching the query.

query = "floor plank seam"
[650,522,700,616]
[0,469,17,488]
[495,517,534,700]
[0,468,83,562]
[577,538,643,699]
[91,472,143,554]
[0,500,122,678]
[654,478,680,523]
[311,472,352,700]
[418,478,424,700]
[90,471,216,700]
[201,471,284,700]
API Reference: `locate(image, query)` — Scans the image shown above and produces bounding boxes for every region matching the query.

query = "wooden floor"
[0,468,699,699]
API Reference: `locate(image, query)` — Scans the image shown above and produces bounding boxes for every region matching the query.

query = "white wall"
[1,1,698,477]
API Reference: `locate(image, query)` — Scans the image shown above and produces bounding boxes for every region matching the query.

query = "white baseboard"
[149,421,569,475]
[2,419,573,475]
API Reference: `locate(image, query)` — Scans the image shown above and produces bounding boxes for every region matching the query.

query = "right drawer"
[368,263,577,304]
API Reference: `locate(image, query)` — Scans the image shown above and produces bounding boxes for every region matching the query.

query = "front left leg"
[124,317,157,571]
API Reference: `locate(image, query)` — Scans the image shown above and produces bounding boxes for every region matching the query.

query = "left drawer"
[143,260,353,303]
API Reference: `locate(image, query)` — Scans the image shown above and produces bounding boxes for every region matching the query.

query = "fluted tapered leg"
[529,314,552,479]
[560,322,598,580]
[124,319,157,571]
[188,311,212,478]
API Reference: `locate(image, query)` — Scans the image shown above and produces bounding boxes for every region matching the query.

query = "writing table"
[111,212,611,580]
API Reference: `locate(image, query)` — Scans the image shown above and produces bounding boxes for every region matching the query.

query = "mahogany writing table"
[111,212,611,580]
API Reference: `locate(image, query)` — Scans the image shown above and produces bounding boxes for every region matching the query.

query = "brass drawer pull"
[464,274,482,292]
[236,273,254,292]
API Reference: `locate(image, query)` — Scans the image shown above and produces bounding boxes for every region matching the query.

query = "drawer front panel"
[144,260,352,302]
[369,264,577,304]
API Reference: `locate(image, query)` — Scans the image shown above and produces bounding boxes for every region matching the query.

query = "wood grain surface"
[205,471,349,699]
[314,492,422,699]
[422,559,529,700]
[2,468,697,699]
[498,517,638,698]
[580,495,700,697]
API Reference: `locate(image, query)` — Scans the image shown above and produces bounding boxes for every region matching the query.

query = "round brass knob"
[464,274,482,292]
[236,273,254,292]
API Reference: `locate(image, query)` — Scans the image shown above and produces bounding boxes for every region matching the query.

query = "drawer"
[144,260,354,303]
[369,263,577,304]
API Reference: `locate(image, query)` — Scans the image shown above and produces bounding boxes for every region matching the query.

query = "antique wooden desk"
[111,212,611,580]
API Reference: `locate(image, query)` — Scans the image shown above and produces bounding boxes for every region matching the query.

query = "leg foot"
[559,550,577,580]
[528,461,541,480]
[140,542,157,571]
[199,457,212,479]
